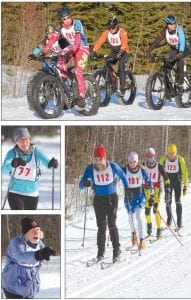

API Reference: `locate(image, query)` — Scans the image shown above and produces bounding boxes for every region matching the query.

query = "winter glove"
[89,50,97,59]
[165,187,171,204]
[39,54,46,61]
[35,246,56,261]
[148,194,155,207]
[11,157,26,168]
[116,50,124,59]
[83,179,92,188]
[145,49,152,58]
[176,51,184,60]
[28,53,36,60]
[183,186,187,196]
[48,157,58,169]
[125,188,133,203]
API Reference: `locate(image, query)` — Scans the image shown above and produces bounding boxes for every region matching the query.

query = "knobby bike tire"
[145,71,166,110]
[80,73,100,116]
[175,73,191,108]
[92,69,112,107]
[120,70,136,105]
[33,73,64,119]
[27,70,45,110]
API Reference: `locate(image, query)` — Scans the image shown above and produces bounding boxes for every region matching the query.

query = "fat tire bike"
[92,54,136,107]
[145,55,191,110]
[27,56,100,119]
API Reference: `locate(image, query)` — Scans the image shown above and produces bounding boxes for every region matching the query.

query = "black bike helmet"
[45,24,55,35]
[108,16,119,29]
[58,7,71,19]
[164,15,177,24]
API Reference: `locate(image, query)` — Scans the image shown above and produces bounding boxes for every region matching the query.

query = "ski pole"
[2,168,17,210]
[152,205,183,246]
[166,202,180,234]
[81,187,89,247]
[52,168,55,210]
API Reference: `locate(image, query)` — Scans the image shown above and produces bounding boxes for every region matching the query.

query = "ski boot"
[131,232,137,246]
[97,247,105,262]
[139,238,145,249]
[156,228,162,238]
[147,223,152,236]
[113,248,121,264]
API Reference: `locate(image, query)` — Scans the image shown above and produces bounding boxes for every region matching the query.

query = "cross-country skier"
[159,143,188,229]
[2,217,56,299]
[143,147,170,238]
[145,15,190,91]
[123,152,154,249]
[2,127,58,210]
[90,16,131,95]
[79,145,129,263]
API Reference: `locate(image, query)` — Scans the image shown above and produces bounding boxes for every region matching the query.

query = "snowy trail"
[2,76,191,121]
[66,188,191,298]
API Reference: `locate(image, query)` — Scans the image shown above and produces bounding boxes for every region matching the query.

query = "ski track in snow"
[2,76,191,121]
[66,187,191,298]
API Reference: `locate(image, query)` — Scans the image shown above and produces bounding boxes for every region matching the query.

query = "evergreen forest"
[2,2,191,74]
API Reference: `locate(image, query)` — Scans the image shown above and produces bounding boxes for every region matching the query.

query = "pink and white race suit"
[43,20,90,98]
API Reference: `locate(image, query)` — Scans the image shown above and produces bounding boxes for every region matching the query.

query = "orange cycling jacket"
[93,28,130,53]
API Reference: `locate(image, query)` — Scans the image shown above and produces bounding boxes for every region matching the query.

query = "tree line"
[2,2,191,75]
[65,125,191,219]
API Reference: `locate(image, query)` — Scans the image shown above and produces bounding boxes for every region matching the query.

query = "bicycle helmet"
[58,7,71,19]
[45,24,55,35]
[108,16,119,29]
[164,15,177,24]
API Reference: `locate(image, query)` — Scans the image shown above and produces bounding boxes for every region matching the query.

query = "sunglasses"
[109,26,117,30]
[61,16,71,21]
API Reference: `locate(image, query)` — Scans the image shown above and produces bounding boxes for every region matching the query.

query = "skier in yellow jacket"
[159,144,188,229]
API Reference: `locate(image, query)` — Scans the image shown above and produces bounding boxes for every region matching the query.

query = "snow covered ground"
[2,75,191,121]
[1,256,61,298]
[65,184,191,298]
[1,136,61,210]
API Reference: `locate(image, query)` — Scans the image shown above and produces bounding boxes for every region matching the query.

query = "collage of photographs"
[1,1,191,299]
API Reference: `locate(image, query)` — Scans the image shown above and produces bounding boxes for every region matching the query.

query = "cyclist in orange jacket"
[91,17,131,95]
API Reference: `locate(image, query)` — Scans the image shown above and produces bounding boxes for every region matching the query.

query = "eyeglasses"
[61,16,71,21]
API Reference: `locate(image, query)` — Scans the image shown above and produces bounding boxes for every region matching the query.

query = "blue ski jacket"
[2,236,44,298]
[2,145,51,196]
[79,161,128,195]
[123,165,153,214]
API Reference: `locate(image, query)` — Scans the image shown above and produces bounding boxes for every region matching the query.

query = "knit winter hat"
[167,144,177,154]
[128,151,139,163]
[94,146,107,158]
[21,217,39,235]
[13,128,31,143]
